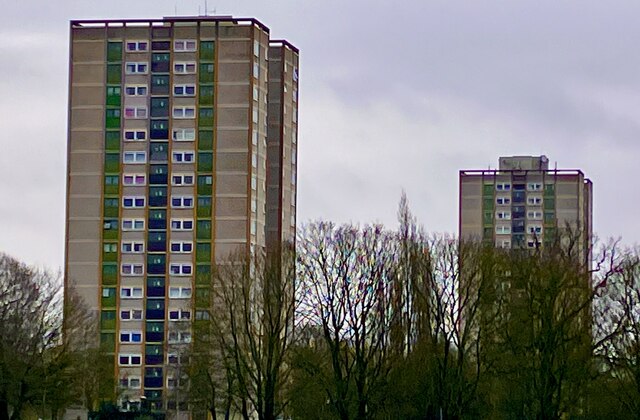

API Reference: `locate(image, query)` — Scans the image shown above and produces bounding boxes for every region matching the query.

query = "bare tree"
[188,246,297,420]
[296,222,399,420]
[0,254,66,420]
[593,245,640,414]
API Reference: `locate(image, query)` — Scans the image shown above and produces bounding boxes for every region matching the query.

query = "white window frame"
[122,241,145,253]
[174,39,197,52]
[171,174,195,186]
[123,173,146,186]
[121,263,144,276]
[527,211,543,220]
[125,41,148,52]
[173,84,196,97]
[123,130,147,141]
[172,151,195,163]
[169,263,193,276]
[125,62,148,74]
[122,218,145,231]
[171,195,194,208]
[124,106,148,119]
[124,84,148,96]
[169,309,191,321]
[496,196,511,205]
[527,196,542,205]
[118,354,142,366]
[170,241,193,253]
[172,106,196,119]
[172,128,196,142]
[120,309,143,320]
[170,219,194,231]
[173,61,197,74]
[496,182,512,191]
[496,225,511,234]
[120,330,143,343]
[120,375,142,389]
[120,287,144,299]
[168,331,192,344]
[496,211,511,220]
[122,196,146,208]
[528,225,543,235]
[123,152,146,164]
[527,182,543,191]
[169,287,192,299]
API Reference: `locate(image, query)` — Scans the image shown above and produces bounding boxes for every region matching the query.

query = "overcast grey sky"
[1,0,639,270]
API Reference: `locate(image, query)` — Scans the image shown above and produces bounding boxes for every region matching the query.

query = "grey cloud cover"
[1,0,638,269]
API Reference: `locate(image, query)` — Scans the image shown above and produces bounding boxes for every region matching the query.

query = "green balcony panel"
[106,64,122,84]
[199,63,214,83]
[100,310,116,330]
[198,153,213,172]
[196,220,212,240]
[198,130,213,150]
[106,86,121,106]
[107,42,123,62]
[102,263,118,285]
[200,41,215,61]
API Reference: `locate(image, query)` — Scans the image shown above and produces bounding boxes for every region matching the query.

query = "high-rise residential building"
[64,16,298,414]
[459,155,592,254]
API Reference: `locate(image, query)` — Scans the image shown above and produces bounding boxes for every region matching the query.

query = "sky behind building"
[2,0,640,270]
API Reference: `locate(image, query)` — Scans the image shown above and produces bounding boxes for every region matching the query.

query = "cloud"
[1,0,640,270]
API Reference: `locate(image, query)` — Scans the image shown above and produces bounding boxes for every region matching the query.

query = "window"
[496,211,511,220]
[173,84,196,96]
[120,376,142,389]
[122,196,145,208]
[253,63,260,78]
[124,130,147,141]
[527,196,542,205]
[170,241,193,253]
[528,225,543,235]
[167,353,188,365]
[173,106,196,119]
[171,196,194,208]
[527,182,543,191]
[527,210,543,220]
[495,225,511,234]
[172,128,196,141]
[168,331,192,343]
[122,218,145,231]
[124,85,148,96]
[172,151,195,163]
[121,264,144,276]
[126,41,148,52]
[169,287,192,298]
[496,182,511,191]
[174,39,197,51]
[171,174,194,186]
[125,62,148,74]
[169,263,192,276]
[123,174,146,186]
[124,106,147,119]
[120,330,143,343]
[121,287,144,298]
[496,196,511,205]
[499,240,511,249]
[169,309,191,321]
[174,62,196,74]
[170,219,194,231]
[118,354,142,366]
[122,241,145,253]
[123,151,146,164]
[120,309,144,320]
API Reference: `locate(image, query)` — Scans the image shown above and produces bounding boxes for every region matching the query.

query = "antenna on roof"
[205,0,208,15]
